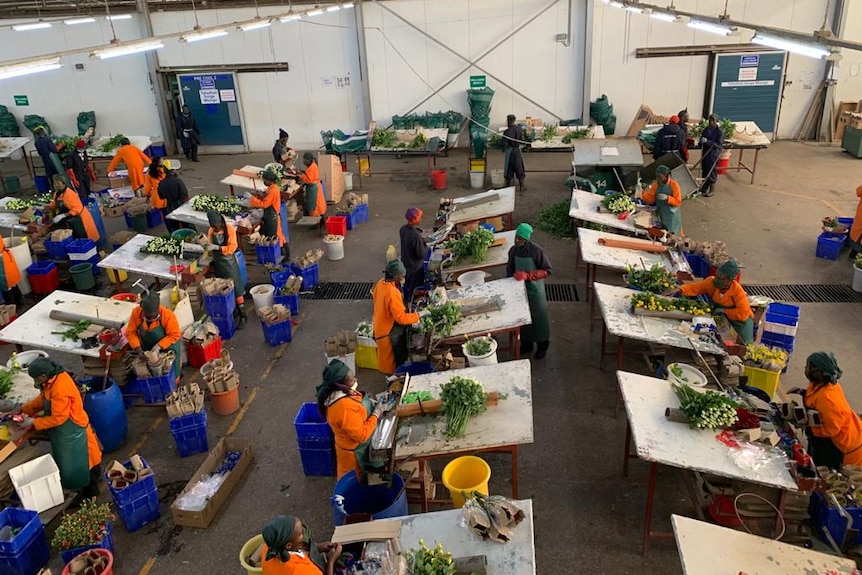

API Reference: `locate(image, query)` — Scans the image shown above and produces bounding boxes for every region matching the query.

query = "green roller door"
[710,52,786,134]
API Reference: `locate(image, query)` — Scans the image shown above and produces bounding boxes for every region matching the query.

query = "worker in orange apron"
[371,260,420,374]
[0,235,23,306]
[49,174,100,242]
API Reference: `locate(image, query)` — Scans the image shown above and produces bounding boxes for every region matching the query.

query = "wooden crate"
[318,152,346,205]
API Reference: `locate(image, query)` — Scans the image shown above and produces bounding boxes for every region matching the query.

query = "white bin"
[462,338,499,367]
[344,172,354,191]
[469,171,484,189]
[9,454,63,512]
[854,264,862,293]
[324,235,345,261]
[250,284,276,309]
[490,169,505,187]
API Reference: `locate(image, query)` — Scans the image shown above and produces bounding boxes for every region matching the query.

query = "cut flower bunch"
[743,343,788,372]
[51,498,115,550]
[624,264,679,293]
[672,383,739,430]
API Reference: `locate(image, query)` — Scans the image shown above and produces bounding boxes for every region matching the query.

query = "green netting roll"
[76,111,96,136]
[23,115,50,135]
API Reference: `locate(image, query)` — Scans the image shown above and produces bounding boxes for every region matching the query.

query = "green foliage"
[446,228,495,263]
[440,376,487,438]
[624,264,679,293]
[420,301,462,338]
[536,201,573,238]
[99,134,127,153]
[672,383,738,430]
[372,128,398,148]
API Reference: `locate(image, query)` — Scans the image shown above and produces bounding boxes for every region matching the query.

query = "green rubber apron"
[388,324,409,372]
[503,148,513,178]
[260,204,279,242]
[515,256,550,343]
[728,317,754,345]
[655,182,681,235]
[138,317,182,380]
[304,183,319,215]
[210,232,245,297]
[42,393,90,490]
[55,192,87,240]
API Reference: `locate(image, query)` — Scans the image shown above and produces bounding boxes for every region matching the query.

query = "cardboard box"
[332,520,406,575]
[170,437,254,529]
[318,152,346,205]
[484,216,503,232]
[108,176,130,189]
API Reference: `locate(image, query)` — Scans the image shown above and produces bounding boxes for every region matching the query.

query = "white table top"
[220,164,300,197]
[165,201,208,228]
[594,282,726,356]
[577,228,689,274]
[396,360,533,459]
[672,515,853,575]
[446,277,531,339]
[727,121,771,148]
[396,499,536,575]
[447,187,516,225]
[618,371,797,490]
[0,199,28,232]
[437,230,515,277]
[568,190,646,236]
[97,234,198,281]
[0,138,31,160]
[86,135,154,158]
[0,290,137,358]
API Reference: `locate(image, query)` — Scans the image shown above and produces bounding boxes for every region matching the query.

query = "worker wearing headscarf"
[126,292,182,381]
[260,515,341,575]
[502,114,526,192]
[299,152,326,217]
[848,184,862,260]
[272,130,297,172]
[107,137,151,193]
[678,259,753,343]
[316,359,393,480]
[371,260,420,374]
[399,207,427,307]
[63,139,95,200]
[247,168,288,261]
[677,110,691,162]
[507,223,552,358]
[699,114,724,197]
[145,157,167,210]
[206,210,248,328]
[158,160,190,234]
[0,236,23,307]
[653,116,684,160]
[19,358,102,495]
[641,165,682,235]
[49,174,100,242]
[798,353,862,469]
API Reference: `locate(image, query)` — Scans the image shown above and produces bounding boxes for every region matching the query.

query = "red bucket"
[111,293,138,302]
[431,169,447,190]
[340,160,348,172]
[62,548,114,575]
[716,155,731,175]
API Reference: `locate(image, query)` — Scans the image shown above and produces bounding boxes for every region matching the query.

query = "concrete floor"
[2,139,862,574]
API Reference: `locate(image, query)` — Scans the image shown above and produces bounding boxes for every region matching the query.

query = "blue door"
[178,73,246,153]
[710,52,786,135]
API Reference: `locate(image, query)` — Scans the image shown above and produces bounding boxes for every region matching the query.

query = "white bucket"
[446,133,459,148]
[469,171,484,189]
[324,235,345,261]
[853,264,862,293]
[490,169,505,187]
[458,270,486,287]
[250,284,275,309]
[344,172,354,191]
[462,338,498,367]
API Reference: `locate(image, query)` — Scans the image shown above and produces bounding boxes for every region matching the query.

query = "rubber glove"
[18,415,34,429]
[657,193,669,201]
[150,344,162,353]
[700,137,707,146]
[418,309,431,318]
[52,214,66,224]
[513,271,528,281]
[528,270,549,281]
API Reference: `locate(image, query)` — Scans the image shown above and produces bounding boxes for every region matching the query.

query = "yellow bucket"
[442,455,491,508]
[106,268,128,283]
[357,158,370,176]
[355,344,378,370]
[239,534,264,575]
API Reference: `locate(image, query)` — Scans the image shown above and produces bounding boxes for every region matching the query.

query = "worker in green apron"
[641,165,682,235]
[245,168,289,261]
[261,515,342,575]
[125,292,183,380]
[206,210,248,329]
[18,358,102,496]
[507,223,552,359]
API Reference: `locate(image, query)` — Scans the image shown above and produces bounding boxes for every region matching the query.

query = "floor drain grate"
[545,283,580,302]
[742,284,862,303]
[302,282,581,302]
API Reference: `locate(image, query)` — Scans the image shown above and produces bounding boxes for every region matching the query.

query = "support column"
[818,0,848,142]
[137,0,176,154]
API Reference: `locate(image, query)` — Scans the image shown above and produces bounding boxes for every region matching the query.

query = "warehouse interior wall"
[362,0,587,132]
[588,0,833,139]
[0,16,162,141]
[834,0,862,109]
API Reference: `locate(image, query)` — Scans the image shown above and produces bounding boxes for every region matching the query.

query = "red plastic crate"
[326,215,347,236]
[186,338,222,369]
[28,267,59,294]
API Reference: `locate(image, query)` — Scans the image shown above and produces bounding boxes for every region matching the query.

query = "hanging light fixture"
[0,57,61,80]
[342,3,354,8]
[91,40,164,59]
[625,6,644,13]
[181,28,229,42]
[326,5,341,11]
[106,14,131,20]
[12,22,51,31]
[751,34,832,60]
[239,18,272,31]
[687,20,735,36]
[280,14,302,22]
[307,9,324,16]
[65,17,96,25]
[649,12,677,22]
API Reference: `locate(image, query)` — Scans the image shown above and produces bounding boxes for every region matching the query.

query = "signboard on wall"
[13,95,28,106]
[470,75,486,88]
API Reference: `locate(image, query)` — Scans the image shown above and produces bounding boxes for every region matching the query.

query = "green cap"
[515,223,533,240]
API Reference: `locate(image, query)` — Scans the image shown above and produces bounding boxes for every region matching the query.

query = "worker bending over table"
[107,137,151,194]
[245,167,289,261]
[145,157,167,210]
[158,160,190,233]
[372,260,420,374]
[49,174,100,243]
[507,223,551,359]
[677,259,754,344]
[641,165,682,235]
[17,359,102,496]
[260,515,341,575]
[206,210,248,329]
[126,292,183,381]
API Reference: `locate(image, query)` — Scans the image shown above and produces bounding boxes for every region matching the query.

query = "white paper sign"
[219,89,236,102]
[601,147,620,157]
[738,67,757,81]
[199,89,220,104]
[720,80,775,88]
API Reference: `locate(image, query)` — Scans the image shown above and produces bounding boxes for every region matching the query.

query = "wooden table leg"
[642,461,659,555]
[510,445,519,498]
[615,337,625,418]
[229,184,235,197]
[418,458,429,513]
[622,420,632,477]
[23,149,33,179]
[616,336,625,370]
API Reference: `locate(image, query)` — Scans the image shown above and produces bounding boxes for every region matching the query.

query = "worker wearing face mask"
[371,260,421,374]
[260,515,342,575]
[125,292,182,381]
[677,259,753,343]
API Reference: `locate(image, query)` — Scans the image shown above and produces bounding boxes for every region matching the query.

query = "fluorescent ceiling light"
[107,14,132,20]
[343,3,354,8]
[307,9,324,16]
[280,14,302,22]
[608,2,624,8]
[240,19,271,31]
[65,17,96,25]
[92,40,163,59]
[12,22,51,31]
[649,12,677,22]
[752,34,832,59]
[0,57,61,80]
[687,20,734,36]
[181,29,229,43]
[625,6,643,13]
[327,5,340,12]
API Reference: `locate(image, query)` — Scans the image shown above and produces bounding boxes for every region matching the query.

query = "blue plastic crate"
[0,515,49,575]
[138,368,176,404]
[117,490,160,533]
[290,263,319,291]
[274,293,300,316]
[235,251,247,291]
[25,261,55,276]
[147,209,163,229]
[816,233,845,260]
[838,217,854,229]
[44,236,73,259]
[270,269,290,287]
[760,336,795,354]
[124,212,133,229]
[810,491,862,545]
[58,524,114,565]
[760,331,795,348]
[354,203,369,224]
[261,319,292,346]
[297,436,333,451]
[105,456,157,507]
[294,402,332,440]
[169,411,209,457]
[299,448,336,477]
[0,508,44,558]
[211,314,237,340]
[765,302,800,325]
[204,291,236,317]
[345,211,358,231]
[255,243,280,265]
[685,253,711,278]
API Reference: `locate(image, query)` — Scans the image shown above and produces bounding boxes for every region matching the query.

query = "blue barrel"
[394,362,434,376]
[80,378,128,452]
[86,199,108,247]
[331,471,408,527]
[235,250,247,292]
[33,176,50,193]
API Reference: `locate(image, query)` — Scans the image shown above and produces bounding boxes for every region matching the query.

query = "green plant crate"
[842,126,862,159]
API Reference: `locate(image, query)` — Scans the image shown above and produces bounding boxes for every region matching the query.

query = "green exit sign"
[13,95,28,106]
[469,75,486,88]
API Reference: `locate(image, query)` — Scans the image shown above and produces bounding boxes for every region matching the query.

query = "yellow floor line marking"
[226,342,287,436]
[136,556,157,575]
[127,414,165,459]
